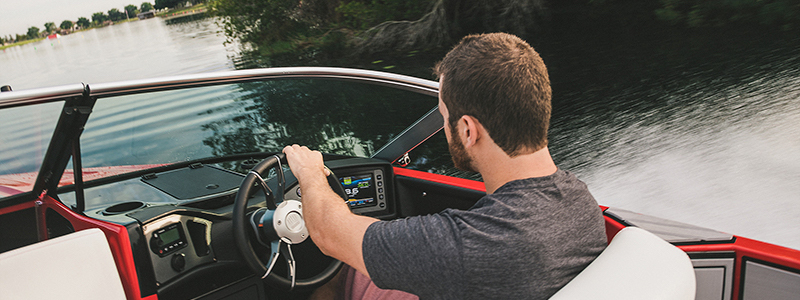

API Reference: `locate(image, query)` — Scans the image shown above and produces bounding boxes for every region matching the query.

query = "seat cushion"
[549,226,696,300]
[0,228,127,300]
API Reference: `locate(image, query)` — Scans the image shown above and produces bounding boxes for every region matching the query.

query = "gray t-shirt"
[362,169,607,299]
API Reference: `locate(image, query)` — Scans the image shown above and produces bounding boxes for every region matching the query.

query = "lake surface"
[0,17,237,90]
[1,14,798,250]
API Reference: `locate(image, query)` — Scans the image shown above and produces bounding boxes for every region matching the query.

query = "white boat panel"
[0,228,126,300]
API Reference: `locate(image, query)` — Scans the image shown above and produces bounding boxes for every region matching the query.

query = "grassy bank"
[159,4,207,17]
[1,38,45,51]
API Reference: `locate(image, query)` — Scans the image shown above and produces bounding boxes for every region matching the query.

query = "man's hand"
[282,144,330,185]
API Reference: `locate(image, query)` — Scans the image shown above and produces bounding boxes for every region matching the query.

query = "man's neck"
[476,146,558,194]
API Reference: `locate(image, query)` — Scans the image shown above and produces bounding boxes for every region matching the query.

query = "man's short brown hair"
[434,33,552,157]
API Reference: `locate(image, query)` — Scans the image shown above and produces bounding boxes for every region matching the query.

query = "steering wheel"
[233,153,344,290]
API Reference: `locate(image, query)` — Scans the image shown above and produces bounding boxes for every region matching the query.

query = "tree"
[77,17,91,28]
[60,20,74,31]
[141,2,154,12]
[154,0,182,10]
[27,26,40,39]
[356,0,546,54]
[44,22,56,34]
[211,0,312,48]
[108,8,126,21]
[125,5,139,17]
[92,12,108,24]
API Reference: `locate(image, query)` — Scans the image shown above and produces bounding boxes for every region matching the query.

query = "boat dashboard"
[59,156,398,299]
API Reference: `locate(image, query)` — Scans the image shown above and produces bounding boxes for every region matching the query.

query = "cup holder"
[102,201,147,215]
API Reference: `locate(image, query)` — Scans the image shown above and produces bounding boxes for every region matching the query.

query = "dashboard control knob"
[171,253,186,272]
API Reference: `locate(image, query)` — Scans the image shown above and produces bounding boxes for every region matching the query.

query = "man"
[284,32,607,299]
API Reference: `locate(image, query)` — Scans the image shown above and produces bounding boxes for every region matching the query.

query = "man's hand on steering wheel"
[282,144,331,183]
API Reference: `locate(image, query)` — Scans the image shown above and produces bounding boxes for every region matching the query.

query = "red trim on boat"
[393,167,486,192]
[0,200,34,215]
[38,195,154,300]
[603,215,626,243]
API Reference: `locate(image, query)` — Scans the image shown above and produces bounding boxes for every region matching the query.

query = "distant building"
[138,11,156,20]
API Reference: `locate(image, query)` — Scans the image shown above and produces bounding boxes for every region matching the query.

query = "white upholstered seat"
[0,228,127,300]
[550,226,696,300]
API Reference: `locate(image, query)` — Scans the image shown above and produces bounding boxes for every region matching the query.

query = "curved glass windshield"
[0,102,63,198]
[79,78,436,176]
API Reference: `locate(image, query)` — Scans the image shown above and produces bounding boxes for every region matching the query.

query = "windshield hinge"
[396,153,411,167]
[64,106,92,115]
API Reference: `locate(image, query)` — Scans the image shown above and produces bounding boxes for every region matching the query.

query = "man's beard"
[448,125,476,172]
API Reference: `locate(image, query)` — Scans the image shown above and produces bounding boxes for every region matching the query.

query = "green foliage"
[27,27,40,39]
[141,2,155,12]
[654,0,800,29]
[108,8,126,21]
[210,0,313,52]
[125,5,139,17]
[211,0,434,55]
[336,1,375,29]
[92,12,108,24]
[44,22,56,34]
[155,0,183,10]
[60,20,74,30]
[77,17,91,28]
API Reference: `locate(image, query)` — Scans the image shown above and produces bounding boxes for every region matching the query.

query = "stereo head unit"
[150,222,187,257]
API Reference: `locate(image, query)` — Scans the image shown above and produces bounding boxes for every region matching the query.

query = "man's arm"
[282,145,379,278]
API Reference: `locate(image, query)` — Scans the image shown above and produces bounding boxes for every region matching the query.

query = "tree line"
[209,0,799,58]
[0,1,205,46]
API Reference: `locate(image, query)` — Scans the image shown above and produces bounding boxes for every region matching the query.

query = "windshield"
[78,77,436,177]
[0,102,63,197]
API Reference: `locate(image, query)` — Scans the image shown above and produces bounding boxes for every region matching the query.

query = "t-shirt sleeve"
[362,211,464,297]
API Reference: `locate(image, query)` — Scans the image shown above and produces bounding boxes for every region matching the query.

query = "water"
[0,17,237,90]
[1,15,798,250]
[537,17,800,251]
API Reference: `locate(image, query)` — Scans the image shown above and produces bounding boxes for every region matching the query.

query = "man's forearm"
[300,174,379,277]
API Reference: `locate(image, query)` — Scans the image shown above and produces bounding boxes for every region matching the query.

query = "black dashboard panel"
[141,164,243,200]
[66,156,396,300]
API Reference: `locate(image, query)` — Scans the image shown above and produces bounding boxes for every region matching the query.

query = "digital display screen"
[159,227,181,245]
[339,174,376,208]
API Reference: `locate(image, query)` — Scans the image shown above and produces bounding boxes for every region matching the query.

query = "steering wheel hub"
[269,200,308,243]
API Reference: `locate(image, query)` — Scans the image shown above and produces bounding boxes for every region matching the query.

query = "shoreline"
[1,4,207,51]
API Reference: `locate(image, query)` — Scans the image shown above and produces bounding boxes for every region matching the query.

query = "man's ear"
[459,115,481,148]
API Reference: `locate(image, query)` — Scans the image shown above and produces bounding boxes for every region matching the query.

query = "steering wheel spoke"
[263,240,282,279]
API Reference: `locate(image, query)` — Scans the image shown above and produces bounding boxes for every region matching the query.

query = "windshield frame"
[0,67,442,210]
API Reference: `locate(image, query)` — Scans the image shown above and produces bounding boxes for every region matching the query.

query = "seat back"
[550,226,695,300]
[0,228,127,300]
